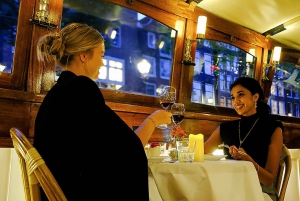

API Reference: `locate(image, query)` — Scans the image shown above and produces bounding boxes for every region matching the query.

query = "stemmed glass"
[157,86,176,129]
[170,103,187,162]
[171,102,186,149]
[171,103,185,126]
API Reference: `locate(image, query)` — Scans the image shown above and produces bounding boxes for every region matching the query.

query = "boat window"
[191,39,256,108]
[0,0,19,74]
[61,0,176,96]
[268,62,300,117]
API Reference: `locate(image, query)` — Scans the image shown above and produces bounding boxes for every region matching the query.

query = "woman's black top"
[220,112,283,167]
[220,112,283,201]
[34,71,149,201]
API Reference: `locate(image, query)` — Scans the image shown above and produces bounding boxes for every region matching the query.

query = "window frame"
[0,0,34,90]
[183,33,262,115]
[92,1,186,106]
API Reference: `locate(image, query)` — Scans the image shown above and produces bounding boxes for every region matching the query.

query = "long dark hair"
[230,77,270,116]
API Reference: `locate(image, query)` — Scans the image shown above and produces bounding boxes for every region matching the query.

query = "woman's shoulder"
[57,71,98,89]
[260,116,284,131]
[57,72,104,102]
[72,75,97,86]
[220,119,239,128]
[64,75,100,93]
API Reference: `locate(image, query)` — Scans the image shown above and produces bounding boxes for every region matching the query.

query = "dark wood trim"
[0,0,35,90]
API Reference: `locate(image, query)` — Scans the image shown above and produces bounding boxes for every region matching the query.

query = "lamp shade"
[196,16,207,39]
[273,46,282,63]
[246,49,255,62]
[249,48,256,56]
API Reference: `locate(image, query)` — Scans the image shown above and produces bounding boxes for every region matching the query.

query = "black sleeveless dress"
[220,112,283,201]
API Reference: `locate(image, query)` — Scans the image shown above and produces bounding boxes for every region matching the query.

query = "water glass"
[176,138,189,150]
[178,147,194,163]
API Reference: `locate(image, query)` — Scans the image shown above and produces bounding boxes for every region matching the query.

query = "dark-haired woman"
[204,77,283,201]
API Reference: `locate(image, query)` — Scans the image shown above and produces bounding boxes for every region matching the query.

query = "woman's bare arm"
[258,127,283,186]
[231,127,283,186]
[204,126,223,154]
[135,110,172,146]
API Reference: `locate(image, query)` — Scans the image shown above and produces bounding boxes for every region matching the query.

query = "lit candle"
[189,134,204,162]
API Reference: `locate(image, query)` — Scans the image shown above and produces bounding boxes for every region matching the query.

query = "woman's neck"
[241,112,259,121]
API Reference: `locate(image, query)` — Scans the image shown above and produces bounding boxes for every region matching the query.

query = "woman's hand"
[136,110,172,147]
[148,110,172,126]
[229,146,249,160]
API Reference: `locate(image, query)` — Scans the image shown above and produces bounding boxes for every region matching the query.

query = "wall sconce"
[273,46,282,64]
[30,0,57,28]
[182,16,207,66]
[262,46,282,81]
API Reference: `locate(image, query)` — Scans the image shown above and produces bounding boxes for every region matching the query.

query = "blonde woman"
[34,23,171,200]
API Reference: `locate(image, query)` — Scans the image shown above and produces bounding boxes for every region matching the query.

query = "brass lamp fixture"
[182,16,207,66]
[30,0,57,28]
[262,46,282,81]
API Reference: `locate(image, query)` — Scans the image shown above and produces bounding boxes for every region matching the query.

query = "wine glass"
[157,86,176,129]
[170,103,185,162]
[171,103,185,125]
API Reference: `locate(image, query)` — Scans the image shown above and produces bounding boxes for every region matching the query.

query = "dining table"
[148,159,266,201]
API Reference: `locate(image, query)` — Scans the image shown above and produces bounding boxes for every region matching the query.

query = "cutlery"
[218,144,247,155]
[218,143,230,149]
[238,151,247,155]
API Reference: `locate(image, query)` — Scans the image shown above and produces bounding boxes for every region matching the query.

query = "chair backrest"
[275,144,292,201]
[10,127,68,201]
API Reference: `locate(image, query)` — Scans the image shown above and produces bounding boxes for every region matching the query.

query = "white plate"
[147,156,170,164]
[204,154,227,161]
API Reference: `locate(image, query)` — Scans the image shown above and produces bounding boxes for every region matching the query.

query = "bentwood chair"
[10,127,67,201]
[275,145,292,201]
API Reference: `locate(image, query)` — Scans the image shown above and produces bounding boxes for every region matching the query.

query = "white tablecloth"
[148,160,265,201]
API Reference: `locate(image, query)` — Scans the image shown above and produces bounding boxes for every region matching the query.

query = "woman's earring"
[82,62,85,66]
[255,101,257,108]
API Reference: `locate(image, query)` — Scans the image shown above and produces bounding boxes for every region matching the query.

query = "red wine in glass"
[160,101,174,110]
[171,103,185,125]
[157,86,176,129]
[172,114,185,125]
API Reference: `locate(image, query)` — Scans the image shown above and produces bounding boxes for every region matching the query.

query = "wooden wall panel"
[0,99,31,147]
[29,103,40,138]
[0,94,299,148]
